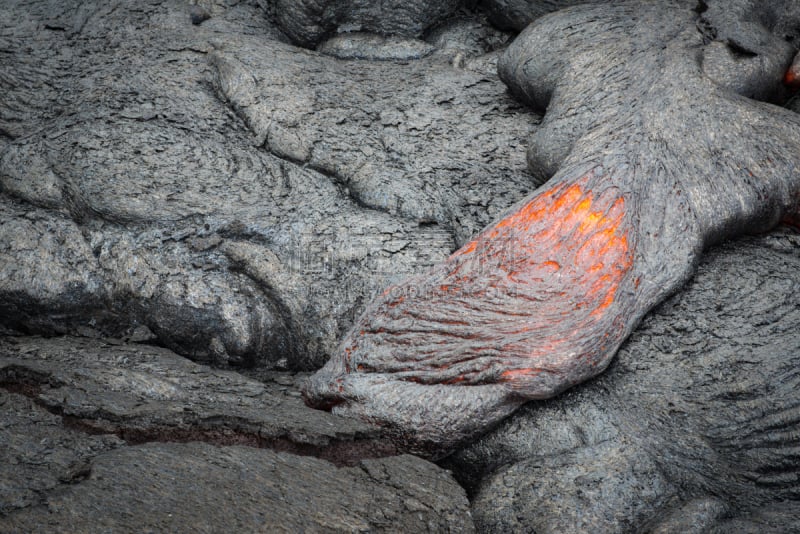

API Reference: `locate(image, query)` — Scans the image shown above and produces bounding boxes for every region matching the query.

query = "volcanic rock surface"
[304,0,800,459]
[443,229,800,532]
[1,0,799,532]
[0,337,471,531]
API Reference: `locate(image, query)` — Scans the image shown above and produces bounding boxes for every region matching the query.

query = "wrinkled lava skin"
[303,0,800,458]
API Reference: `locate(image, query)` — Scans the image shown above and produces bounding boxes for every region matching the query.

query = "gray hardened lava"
[274,0,463,49]
[303,0,800,459]
[443,230,800,532]
[1,0,533,371]
[3,0,800,531]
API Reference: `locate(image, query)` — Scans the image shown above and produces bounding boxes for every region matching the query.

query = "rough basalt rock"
[0,391,123,517]
[0,0,533,370]
[273,0,463,49]
[0,336,473,532]
[303,0,800,458]
[444,229,800,532]
[0,336,380,454]
[4,443,473,533]
[2,0,800,530]
[481,0,606,31]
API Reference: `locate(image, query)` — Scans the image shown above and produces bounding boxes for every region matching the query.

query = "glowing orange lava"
[341,174,636,392]
[447,179,633,385]
[785,63,800,90]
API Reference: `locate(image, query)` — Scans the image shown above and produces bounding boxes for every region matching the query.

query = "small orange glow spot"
[458,241,477,255]
[500,368,541,380]
[443,376,467,384]
[578,211,603,234]
[591,292,616,316]
[785,65,800,89]
[575,197,592,212]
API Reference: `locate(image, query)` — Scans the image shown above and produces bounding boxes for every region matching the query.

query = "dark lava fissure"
[0,366,400,468]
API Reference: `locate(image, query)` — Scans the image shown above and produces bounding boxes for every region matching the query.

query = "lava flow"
[335,172,636,396]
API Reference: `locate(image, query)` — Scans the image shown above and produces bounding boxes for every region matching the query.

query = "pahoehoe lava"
[303,0,800,458]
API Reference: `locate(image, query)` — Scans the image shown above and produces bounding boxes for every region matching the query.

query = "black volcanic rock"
[0,0,534,370]
[0,336,472,531]
[444,230,800,532]
[304,0,800,460]
[1,0,800,531]
[273,0,463,49]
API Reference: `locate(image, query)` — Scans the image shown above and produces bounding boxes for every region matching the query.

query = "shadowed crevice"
[0,364,399,468]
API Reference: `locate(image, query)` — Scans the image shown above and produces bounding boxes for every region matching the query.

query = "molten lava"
[337,173,636,395]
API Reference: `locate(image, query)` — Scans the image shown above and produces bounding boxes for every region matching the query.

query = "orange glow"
[457,241,477,255]
[446,178,633,385]
[785,66,800,89]
[549,184,583,214]
[348,173,636,389]
[500,368,541,380]
[591,291,616,316]
[442,376,468,384]
[578,211,604,233]
[447,181,632,315]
